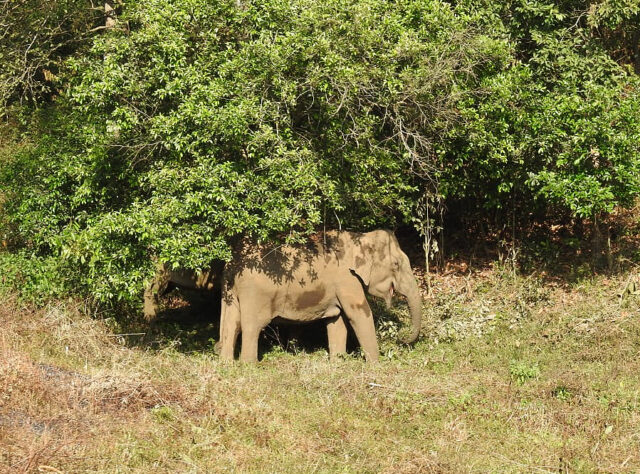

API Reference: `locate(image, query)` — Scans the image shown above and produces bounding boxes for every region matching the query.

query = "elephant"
[143,261,224,322]
[218,229,422,362]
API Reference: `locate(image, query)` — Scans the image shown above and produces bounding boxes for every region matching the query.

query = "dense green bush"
[439,0,640,216]
[0,0,100,108]
[1,0,639,306]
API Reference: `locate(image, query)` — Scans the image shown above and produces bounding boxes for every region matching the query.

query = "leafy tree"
[589,0,640,73]
[439,0,640,219]
[1,0,639,307]
[0,0,101,110]
[2,0,503,303]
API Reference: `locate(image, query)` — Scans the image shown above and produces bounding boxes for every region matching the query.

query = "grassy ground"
[1,263,640,472]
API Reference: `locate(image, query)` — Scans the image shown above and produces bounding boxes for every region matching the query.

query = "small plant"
[552,386,572,401]
[377,320,399,342]
[261,343,287,361]
[518,279,550,305]
[573,263,593,281]
[509,360,540,385]
[448,392,473,410]
[151,405,174,423]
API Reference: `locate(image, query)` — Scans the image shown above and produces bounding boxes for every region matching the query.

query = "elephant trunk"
[399,276,422,344]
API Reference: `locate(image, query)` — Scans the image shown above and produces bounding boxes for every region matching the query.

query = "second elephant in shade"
[143,261,224,322]
[218,229,423,362]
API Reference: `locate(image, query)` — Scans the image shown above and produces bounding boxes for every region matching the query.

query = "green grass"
[2,268,640,472]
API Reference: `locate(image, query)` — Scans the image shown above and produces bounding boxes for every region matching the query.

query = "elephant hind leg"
[238,300,273,363]
[143,282,163,322]
[219,294,241,361]
[239,314,271,363]
[327,316,348,360]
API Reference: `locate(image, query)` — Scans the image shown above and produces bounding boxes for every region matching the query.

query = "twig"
[333,210,342,231]
[107,332,146,337]
[261,243,287,261]
[617,274,638,305]
[88,25,110,32]
[495,454,558,473]
[37,466,64,473]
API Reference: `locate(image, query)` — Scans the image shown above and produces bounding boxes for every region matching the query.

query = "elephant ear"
[350,237,374,286]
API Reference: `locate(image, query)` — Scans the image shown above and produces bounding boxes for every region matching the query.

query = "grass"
[1,265,640,473]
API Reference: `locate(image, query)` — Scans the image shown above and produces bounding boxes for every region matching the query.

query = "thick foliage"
[440,0,640,216]
[0,0,100,109]
[1,0,639,306]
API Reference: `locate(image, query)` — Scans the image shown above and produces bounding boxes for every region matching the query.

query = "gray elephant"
[218,229,422,362]
[143,262,224,322]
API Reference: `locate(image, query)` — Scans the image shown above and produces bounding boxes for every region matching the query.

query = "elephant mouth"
[384,283,394,308]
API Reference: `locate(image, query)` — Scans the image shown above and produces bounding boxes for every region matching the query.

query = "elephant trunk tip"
[398,328,420,345]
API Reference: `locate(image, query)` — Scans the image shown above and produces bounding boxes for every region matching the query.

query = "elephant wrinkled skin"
[143,262,224,322]
[218,230,423,362]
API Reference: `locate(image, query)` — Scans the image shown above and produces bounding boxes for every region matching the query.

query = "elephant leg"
[239,315,272,363]
[239,324,262,362]
[219,296,241,360]
[143,285,158,322]
[239,302,272,363]
[338,289,379,362]
[326,316,347,360]
[143,273,169,322]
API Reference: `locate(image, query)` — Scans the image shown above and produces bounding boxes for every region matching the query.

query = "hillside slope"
[1,267,640,472]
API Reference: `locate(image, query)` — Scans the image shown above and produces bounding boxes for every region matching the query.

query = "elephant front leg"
[143,271,169,322]
[143,287,157,322]
[338,289,379,362]
[239,323,262,362]
[326,316,347,360]
[239,316,271,363]
[143,282,163,322]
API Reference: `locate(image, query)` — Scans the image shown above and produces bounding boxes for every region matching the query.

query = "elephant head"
[350,230,422,344]
[143,261,224,322]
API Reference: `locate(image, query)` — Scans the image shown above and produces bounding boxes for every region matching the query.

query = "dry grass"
[1,264,640,472]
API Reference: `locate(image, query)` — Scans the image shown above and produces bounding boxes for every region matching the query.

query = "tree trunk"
[591,215,603,269]
[606,224,613,271]
[633,25,640,75]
